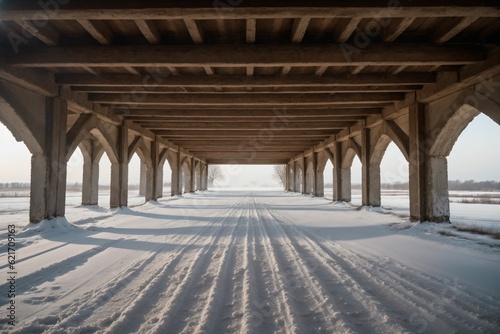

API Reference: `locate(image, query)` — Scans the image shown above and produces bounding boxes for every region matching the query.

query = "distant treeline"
[326,180,500,191]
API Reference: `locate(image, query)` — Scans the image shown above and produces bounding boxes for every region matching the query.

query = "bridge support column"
[301,157,307,194]
[202,163,208,190]
[30,97,68,222]
[292,162,297,192]
[361,128,381,206]
[285,163,290,191]
[110,123,128,208]
[333,143,342,201]
[313,153,324,197]
[81,139,100,206]
[172,149,181,195]
[152,141,163,200]
[196,161,202,191]
[189,157,195,192]
[139,161,147,196]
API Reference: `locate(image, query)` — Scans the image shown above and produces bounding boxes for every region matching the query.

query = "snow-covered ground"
[0,190,499,333]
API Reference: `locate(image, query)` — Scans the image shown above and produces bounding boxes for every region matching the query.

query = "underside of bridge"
[0,1,499,223]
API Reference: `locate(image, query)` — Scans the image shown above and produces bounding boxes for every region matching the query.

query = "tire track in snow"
[12,196,243,334]
[250,198,303,334]
[260,200,500,333]
[105,199,246,334]
[257,200,375,333]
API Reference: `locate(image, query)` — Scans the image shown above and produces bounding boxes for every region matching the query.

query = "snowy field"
[0,190,499,333]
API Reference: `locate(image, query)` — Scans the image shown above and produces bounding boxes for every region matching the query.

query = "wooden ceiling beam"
[333,17,362,43]
[114,108,381,117]
[89,92,404,105]
[72,85,421,94]
[14,20,59,45]
[433,17,479,44]
[9,44,485,67]
[2,2,498,20]
[135,19,161,44]
[290,17,311,43]
[130,116,364,123]
[381,17,415,42]
[56,72,436,87]
[155,130,337,136]
[77,19,113,45]
[137,121,353,130]
[184,18,205,44]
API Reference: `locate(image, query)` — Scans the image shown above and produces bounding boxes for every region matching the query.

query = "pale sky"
[1,113,499,186]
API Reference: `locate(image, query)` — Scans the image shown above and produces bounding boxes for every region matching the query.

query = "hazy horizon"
[1,113,499,186]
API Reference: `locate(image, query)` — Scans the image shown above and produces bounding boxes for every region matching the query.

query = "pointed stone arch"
[0,89,43,155]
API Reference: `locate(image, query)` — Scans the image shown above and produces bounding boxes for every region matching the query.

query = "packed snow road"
[1,191,499,333]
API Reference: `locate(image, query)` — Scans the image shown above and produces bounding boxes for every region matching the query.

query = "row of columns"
[28,98,208,222]
[285,103,461,223]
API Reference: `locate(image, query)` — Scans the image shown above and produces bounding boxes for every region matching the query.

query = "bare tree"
[273,165,287,189]
[208,165,224,186]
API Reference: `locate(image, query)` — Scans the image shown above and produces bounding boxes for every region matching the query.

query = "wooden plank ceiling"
[0,1,499,164]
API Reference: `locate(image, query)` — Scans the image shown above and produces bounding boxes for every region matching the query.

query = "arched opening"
[0,92,43,224]
[351,156,362,205]
[66,146,84,208]
[0,121,32,227]
[379,141,409,213]
[340,147,362,205]
[323,159,334,200]
[162,155,173,197]
[447,113,500,224]
[128,153,144,205]
[98,153,111,208]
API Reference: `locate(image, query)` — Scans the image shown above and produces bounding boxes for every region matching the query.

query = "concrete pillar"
[361,128,381,206]
[409,103,427,221]
[313,153,324,197]
[196,161,202,191]
[333,143,342,201]
[340,167,351,201]
[301,158,306,194]
[202,163,208,190]
[152,141,163,200]
[29,98,68,222]
[171,149,181,195]
[312,153,317,196]
[292,162,297,192]
[110,123,128,208]
[189,157,195,193]
[139,161,147,196]
[81,139,100,206]
[145,162,154,202]
[426,156,450,222]
[285,163,290,191]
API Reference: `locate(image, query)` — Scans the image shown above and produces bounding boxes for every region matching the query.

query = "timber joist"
[0,1,499,164]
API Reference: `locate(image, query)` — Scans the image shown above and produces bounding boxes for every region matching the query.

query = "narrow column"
[301,157,307,194]
[312,153,317,196]
[292,162,297,192]
[361,128,381,206]
[152,141,163,200]
[189,157,195,193]
[110,123,128,208]
[333,143,342,201]
[202,163,208,190]
[426,156,450,222]
[81,139,100,206]
[172,148,181,195]
[30,98,68,222]
[409,103,427,221]
[285,163,290,191]
[196,161,202,191]
[139,161,147,196]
